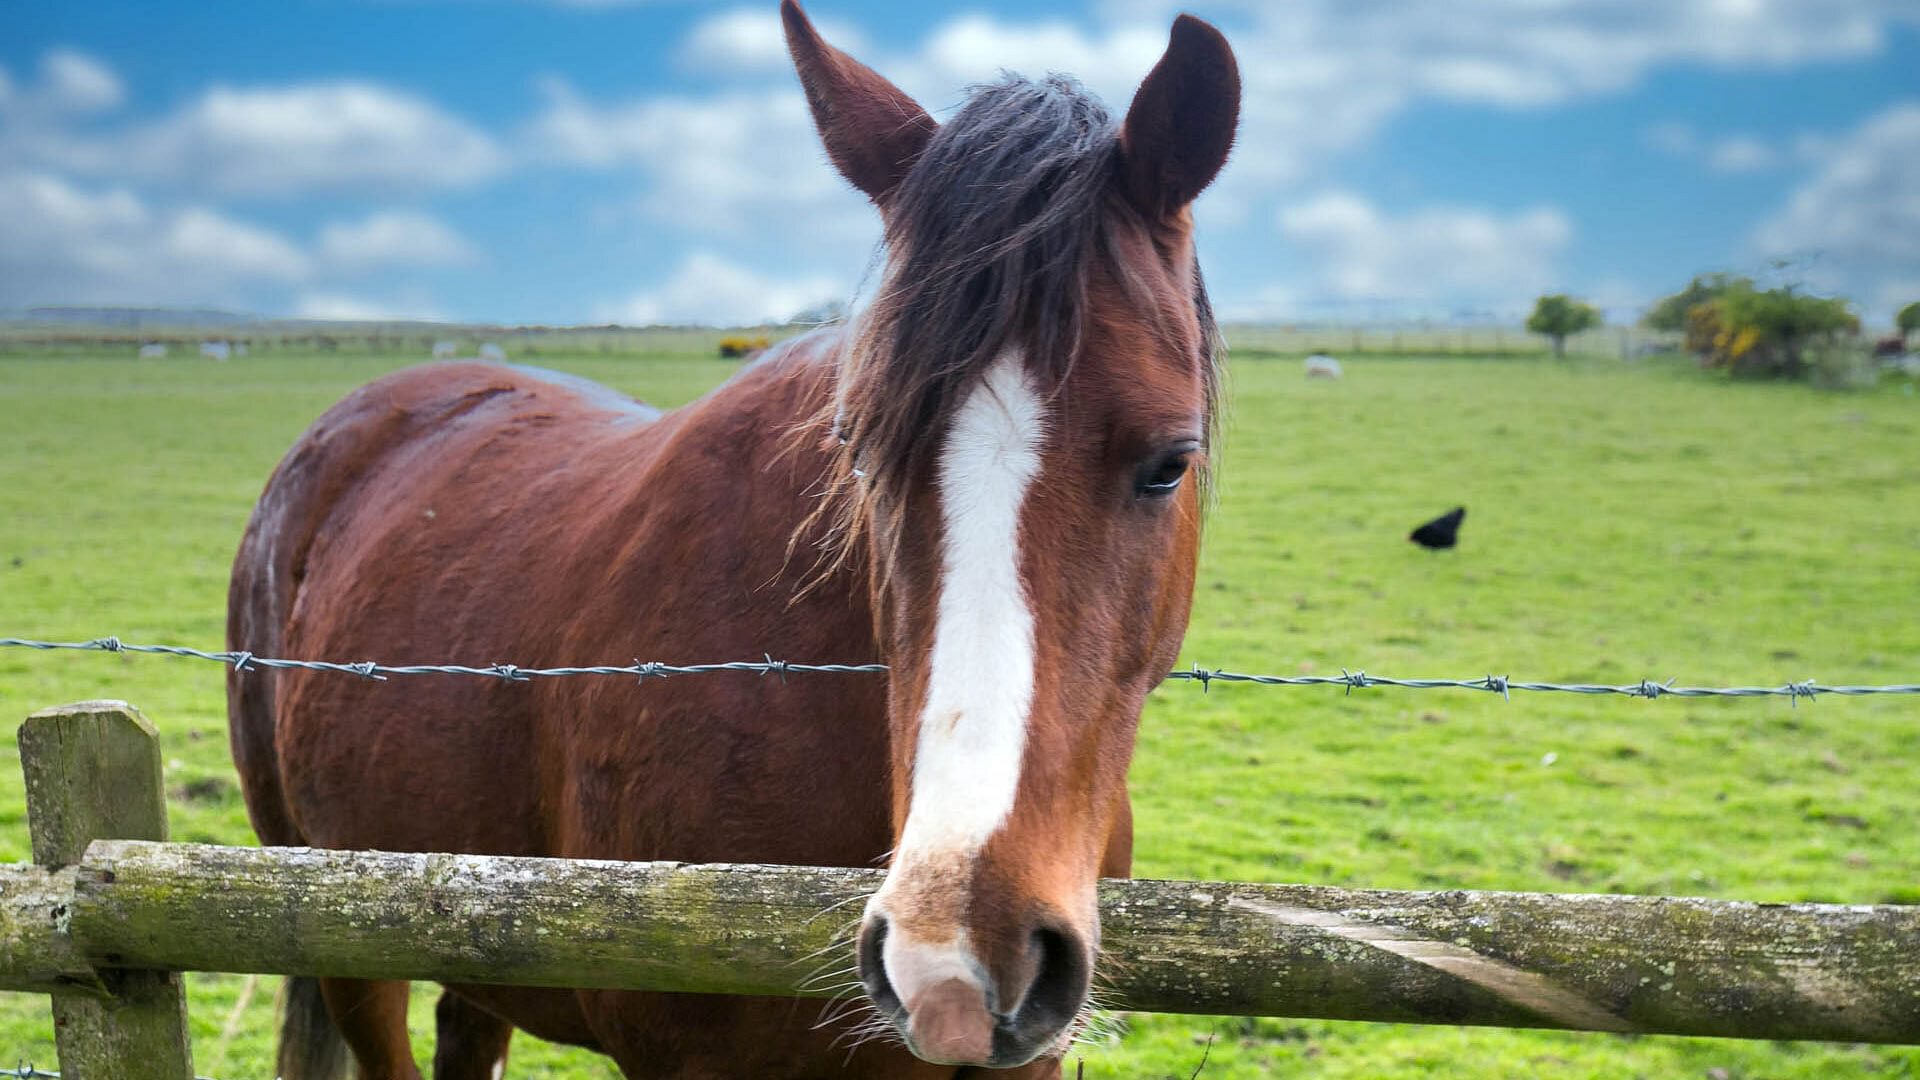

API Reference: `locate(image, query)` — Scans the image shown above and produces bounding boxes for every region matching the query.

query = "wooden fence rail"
[4,702,1918,1078]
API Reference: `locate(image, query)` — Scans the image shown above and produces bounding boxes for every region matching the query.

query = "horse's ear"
[782,0,935,204]
[1117,14,1240,221]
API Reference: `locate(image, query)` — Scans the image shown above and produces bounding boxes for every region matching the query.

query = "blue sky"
[2,0,1915,325]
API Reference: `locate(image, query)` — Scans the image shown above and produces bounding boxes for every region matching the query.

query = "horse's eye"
[1135,447,1193,499]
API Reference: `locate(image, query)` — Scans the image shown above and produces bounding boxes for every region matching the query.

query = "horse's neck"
[647,325,873,619]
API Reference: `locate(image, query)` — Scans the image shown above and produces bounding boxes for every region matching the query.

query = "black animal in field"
[1410,506,1466,549]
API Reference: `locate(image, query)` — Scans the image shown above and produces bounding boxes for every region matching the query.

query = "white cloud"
[521,14,1184,272]
[526,3,1917,323]
[1646,122,1786,172]
[788,1,1913,215]
[318,210,477,270]
[874,9,1386,203]
[0,49,123,117]
[1708,136,1779,172]
[39,50,123,114]
[0,53,502,200]
[1750,102,1920,316]
[1118,0,1912,104]
[1275,191,1573,305]
[524,78,875,251]
[0,168,475,312]
[0,170,307,307]
[293,292,446,322]
[682,9,791,73]
[1102,0,1920,196]
[164,207,310,279]
[898,15,1165,108]
[596,251,843,326]
[682,9,869,74]
[529,11,1191,244]
[1645,122,1696,157]
[139,83,504,195]
[12,80,503,196]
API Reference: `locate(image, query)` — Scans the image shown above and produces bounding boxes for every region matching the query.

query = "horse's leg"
[433,990,513,1080]
[319,977,422,1080]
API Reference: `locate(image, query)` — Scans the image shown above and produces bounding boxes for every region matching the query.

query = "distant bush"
[1898,300,1919,346]
[718,335,771,359]
[1715,284,1857,379]
[1660,276,1858,381]
[1645,273,1746,333]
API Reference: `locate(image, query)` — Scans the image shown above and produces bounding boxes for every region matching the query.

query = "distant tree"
[1526,294,1602,358]
[1899,300,1920,345]
[1645,273,1747,332]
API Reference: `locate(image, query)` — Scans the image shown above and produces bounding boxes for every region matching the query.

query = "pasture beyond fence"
[2,702,1917,1078]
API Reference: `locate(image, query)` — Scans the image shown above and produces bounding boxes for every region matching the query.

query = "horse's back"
[227,361,667,854]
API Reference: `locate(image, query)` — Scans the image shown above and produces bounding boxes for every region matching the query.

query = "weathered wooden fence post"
[19,701,194,1080]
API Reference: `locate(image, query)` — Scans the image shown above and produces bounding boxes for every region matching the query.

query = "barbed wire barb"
[4,636,1918,703]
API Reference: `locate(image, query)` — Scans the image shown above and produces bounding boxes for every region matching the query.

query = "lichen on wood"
[63,840,1920,1046]
[0,864,103,996]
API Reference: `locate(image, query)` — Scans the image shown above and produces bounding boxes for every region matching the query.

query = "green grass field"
[2,344,1917,1078]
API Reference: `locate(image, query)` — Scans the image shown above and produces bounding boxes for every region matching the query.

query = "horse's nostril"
[854,913,1088,1067]
[1008,924,1089,1044]
[856,915,902,1018]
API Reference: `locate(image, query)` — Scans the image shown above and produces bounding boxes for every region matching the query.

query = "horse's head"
[784,1,1237,1066]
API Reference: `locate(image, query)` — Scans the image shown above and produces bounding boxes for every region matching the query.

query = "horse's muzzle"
[857,911,1090,1068]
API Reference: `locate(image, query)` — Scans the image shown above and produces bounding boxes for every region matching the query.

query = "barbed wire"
[5,636,1918,706]
[0,636,887,682]
[7,1065,218,1080]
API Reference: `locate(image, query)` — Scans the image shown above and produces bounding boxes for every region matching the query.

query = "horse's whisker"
[804,890,877,926]
[796,964,860,990]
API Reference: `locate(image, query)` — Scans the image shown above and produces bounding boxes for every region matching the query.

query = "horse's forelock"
[839,75,1111,499]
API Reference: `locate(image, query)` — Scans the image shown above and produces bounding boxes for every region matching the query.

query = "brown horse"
[227,3,1238,1076]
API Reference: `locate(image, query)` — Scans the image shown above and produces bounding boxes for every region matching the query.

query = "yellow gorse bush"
[717,335,772,358]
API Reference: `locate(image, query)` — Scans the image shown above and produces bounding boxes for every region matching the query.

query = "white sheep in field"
[432,340,457,359]
[199,340,231,361]
[137,343,168,360]
[478,342,507,362]
[1304,353,1343,379]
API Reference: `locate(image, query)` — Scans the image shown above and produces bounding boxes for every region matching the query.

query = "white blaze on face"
[897,352,1046,862]
[869,352,1045,1019]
